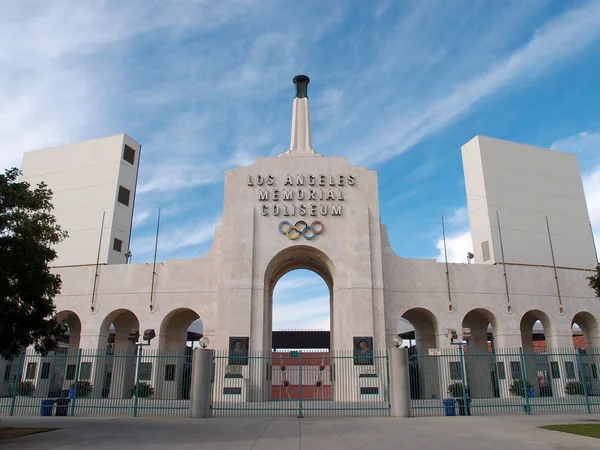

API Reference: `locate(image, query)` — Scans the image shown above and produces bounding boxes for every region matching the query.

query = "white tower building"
[20,133,141,267]
[462,135,597,269]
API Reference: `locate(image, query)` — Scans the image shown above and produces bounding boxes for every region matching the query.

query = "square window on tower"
[123,145,136,164]
[117,186,130,206]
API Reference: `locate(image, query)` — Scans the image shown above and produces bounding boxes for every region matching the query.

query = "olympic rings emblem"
[278,220,325,240]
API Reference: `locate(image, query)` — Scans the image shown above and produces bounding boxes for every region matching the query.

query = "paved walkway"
[1,414,599,449]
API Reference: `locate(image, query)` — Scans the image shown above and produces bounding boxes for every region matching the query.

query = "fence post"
[519,348,530,415]
[9,350,25,416]
[576,348,591,414]
[190,348,213,418]
[298,351,304,419]
[133,345,142,417]
[70,349,83,416]
[458,344,469,416]
[390,347,410,417]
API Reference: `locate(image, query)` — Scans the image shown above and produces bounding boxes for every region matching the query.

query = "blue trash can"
[40,399,54,416]
[528,387,535,398]
[443,398,456,416]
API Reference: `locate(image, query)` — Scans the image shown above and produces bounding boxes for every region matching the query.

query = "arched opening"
[400,308,437,352]
[265,245,334,352]
[157,308,202,400]
[572,312,600,350]
[520,310,552,350]
[571,312,600,395]
[272,270,331,348]
[264,245,334,401]
[159,308,202,350]
[462,309,499,399]
[400,308,438,401]
[44,311,82,397]
[462,309,496,353]
[55,310,82,353]
[99,309,141,352]
[520,310,553,398]
[97,309,140,399]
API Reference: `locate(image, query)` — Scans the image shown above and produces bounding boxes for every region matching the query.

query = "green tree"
[588,264,600,299]
[0,168,68,359]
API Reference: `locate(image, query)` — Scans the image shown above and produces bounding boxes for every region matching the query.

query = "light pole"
[447,328,471,416]
[198,336,210,349]
[393,337,403,348]
[129,329,156,417]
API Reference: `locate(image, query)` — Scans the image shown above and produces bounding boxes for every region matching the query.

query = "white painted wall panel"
[462,136,596,268]
[20,133,140,267]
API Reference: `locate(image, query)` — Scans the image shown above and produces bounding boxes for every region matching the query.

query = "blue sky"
[2,1,600,331]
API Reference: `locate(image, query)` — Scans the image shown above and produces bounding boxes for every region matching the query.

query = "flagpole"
[91,211,105,313]
[149,207,161,312]
[545,216,563,314]
[496,211,511,312]
[442,215,453,312]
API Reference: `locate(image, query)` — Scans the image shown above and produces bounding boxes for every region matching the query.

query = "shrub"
[509,379,533,397]
[565,381,584,395]
[17,381,35,396]
[447,382,466,398]
[133,381,154,398]
[69,380,93,397]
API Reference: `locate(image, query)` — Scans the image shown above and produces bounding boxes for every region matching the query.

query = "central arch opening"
[264,245,335,352]
[272,269,331,350]
[264,245,335,401]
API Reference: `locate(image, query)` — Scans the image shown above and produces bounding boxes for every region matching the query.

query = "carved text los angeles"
[247,174,355,217]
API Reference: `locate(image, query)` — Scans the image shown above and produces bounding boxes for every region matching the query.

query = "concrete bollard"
[190,348,213,418]
[390,347,410,418]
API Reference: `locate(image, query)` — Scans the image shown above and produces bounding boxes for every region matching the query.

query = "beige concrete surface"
[1,414,599,449]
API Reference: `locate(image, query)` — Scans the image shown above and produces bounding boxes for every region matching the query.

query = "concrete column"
[390,348,410,418]
[190,349,212,418]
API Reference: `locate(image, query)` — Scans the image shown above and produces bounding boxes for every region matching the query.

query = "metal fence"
[4,345,598,419]
[409,347,600,417]
[211,350,390,418]
[0,348,192,417]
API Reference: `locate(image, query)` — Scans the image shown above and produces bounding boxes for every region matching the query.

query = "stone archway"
[520,310,554,397]
[462,308,499,398]
[159,308,202,351]
[55,310,82,352]
[98,308,140,352]
[400,308,439,401]
[400,308,438,352]
[96,309,141,398]
[156,308,202,400]
[572,311,600,350]
[264,245,335,352]
[520,309,553,350]
[257,246,336,402]
[462,308,497,353]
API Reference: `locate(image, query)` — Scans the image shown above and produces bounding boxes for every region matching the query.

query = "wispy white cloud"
[273,275,326,298]
[130,215,221,259]
[436,230,473,264]
[137,161,224,194]
[583,165,600,255]
[348,1,600,165]
[435,205,473,263]
[551,131,600,165]
[132,209,151,229]
[552,130,600,255]
[447,206,469,226]
[273,295,330,330]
